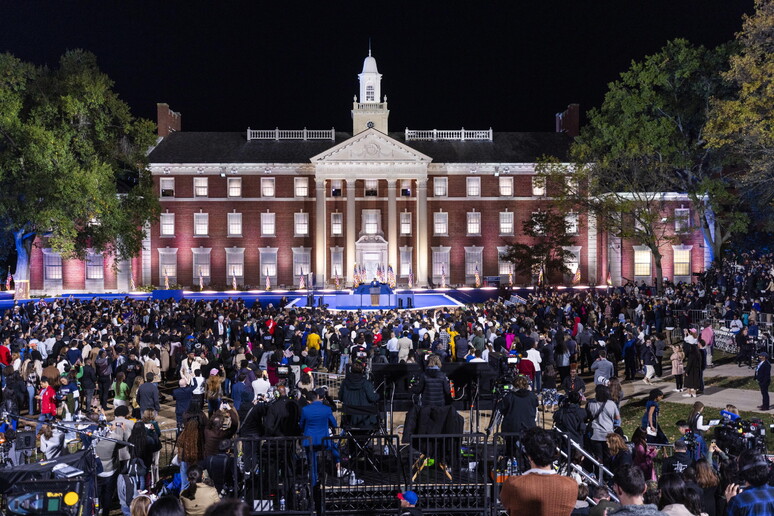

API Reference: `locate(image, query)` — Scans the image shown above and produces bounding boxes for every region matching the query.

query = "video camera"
[714,417,770,456]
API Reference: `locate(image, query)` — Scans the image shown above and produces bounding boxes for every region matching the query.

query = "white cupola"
[352,48,389,134]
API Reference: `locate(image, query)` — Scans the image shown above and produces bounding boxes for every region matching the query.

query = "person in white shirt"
[252,371,271,400]
[526,341,543,391]
[386,332,399,363]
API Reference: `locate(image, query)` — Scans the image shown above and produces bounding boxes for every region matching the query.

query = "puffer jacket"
[415,367,450,407]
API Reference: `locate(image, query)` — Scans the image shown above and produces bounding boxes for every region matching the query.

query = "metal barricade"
[158,428,178,470]
[408,433,490,515]
[321,434,405,515]
[312,372,343,401]
[236,436,314,515]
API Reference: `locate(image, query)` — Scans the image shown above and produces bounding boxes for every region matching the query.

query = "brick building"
[28,52,709,294]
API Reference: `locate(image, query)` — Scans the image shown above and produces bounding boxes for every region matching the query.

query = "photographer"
[676,419,707,462]
[553,390,586,445]
[725,450,774,515]
[499,375,538,435]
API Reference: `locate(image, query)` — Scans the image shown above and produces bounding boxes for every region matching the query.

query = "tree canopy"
[0,50,158,298]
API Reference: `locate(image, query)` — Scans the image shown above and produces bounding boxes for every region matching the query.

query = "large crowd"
[0,250,772,516]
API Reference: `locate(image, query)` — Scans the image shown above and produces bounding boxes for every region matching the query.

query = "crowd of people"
[0,251,771,515]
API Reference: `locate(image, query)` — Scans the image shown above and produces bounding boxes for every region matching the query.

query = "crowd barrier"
[312,372,344,401]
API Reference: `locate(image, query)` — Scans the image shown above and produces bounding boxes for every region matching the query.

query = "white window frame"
[160,212,175,237]
[467,211,481,236]
[675,208,690,233]
[192,247,212,284]
[563,246,582,276]
[193,177,208,197]
[364,179,378,197]
[295,177,309,197]
[331,180,343,197]
[259,247,278,281]
[228,212,242,237]
[261,177,275,197]
[434,211,448,236]
[261,212,275,237]
[466,177,481,197]
[160,177,175,197]
[673,245,692,277]
[400,212,412,236]
[499,176,513,196]
[194,212,208,236]
[362,209,380,235]
[225,247,245,284]
[464,246,484,282]
[400,246,413,277]
[294,212,309,237]
[291,247,312,282]
[431,246,451,282]
[400,180,412,197]
[434,177,448,197]
[499,211,514,235]
[565,212,579,235]
[532,175,545,196]
[227,177,242,198]
[330,247,344,279]
[86,251,104,280]
[158,247,178,285]
[365,84,375,102]
[43,249,63,281]
[497,246,514,276]
[331,212,343,236]
[633,246,652,277]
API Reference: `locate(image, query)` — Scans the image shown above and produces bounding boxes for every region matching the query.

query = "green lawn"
[704,374,769,391]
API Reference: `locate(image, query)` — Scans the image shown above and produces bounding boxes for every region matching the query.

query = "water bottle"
[279,497,286,511]
[349,471,358,486]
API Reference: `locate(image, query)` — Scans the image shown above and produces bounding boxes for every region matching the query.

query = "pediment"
[311,129,432,164]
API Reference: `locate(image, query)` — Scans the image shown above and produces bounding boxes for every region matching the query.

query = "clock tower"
[352,49,389,134]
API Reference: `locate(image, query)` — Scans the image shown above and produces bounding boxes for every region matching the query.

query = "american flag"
[387,265,396,289]
[441,265,446,288]
[164,268,170,289]
[572,267,581,285]
[299,269,306,290]
[265,268,271,291]
[5,273,11,291]
[353,263,360,286]
[474,265,481,288]
[232,274,238,291]
[408,266,414,289]
[198,267,204,290]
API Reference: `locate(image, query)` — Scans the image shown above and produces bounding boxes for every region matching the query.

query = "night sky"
[1,1,755,133]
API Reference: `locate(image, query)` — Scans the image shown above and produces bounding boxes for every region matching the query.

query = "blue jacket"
[172,385,195,416]
[299,400,337,447]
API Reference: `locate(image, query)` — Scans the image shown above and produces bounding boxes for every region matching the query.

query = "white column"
[416,179,428,287]
[315,179,326,288]
[387,179,398,271]
[142,222,151,286]
[346,179,357,285]
[587,213,597,285]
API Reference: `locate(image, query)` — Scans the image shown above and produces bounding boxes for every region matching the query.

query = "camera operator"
[553,390,586,446]
[498,375,538,442]
[725,450,774,515]
[675,419,707,462]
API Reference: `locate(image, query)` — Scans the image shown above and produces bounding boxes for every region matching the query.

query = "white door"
[363,252,381,281]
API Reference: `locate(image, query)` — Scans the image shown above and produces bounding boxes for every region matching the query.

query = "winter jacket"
[413,367,450,407]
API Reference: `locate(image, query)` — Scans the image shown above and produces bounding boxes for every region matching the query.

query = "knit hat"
[398,491,419,505]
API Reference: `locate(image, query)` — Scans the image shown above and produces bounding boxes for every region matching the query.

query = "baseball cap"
[759,351,769,358]
[303,367,313,373]
[397,491,419,505]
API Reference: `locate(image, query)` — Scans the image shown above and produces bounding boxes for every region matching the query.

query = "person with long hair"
[205,370,224,417]
[631,426,658,481]
[130,495,152,516]
[688,401,714,437]
[180,465,220,516]
[177,409,205,491]
[606,432,633,473]
[112,371,130,407]
[585,384,620,463]
[695,460,720,516]
[658,472,704,516]
[128,421,153,491]
[38,423,65,460]
[141,408,162,485]
[130,375,145,417]
[607,377,624,406]
[641,388,668,444]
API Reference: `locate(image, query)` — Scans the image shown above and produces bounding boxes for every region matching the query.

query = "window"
[675,208,690,233]
[194,177,208,197]
[564,247,581,276]
[531,212,545,235]
[292,247,311,279]
[400,212,412,235]
[295,177,309,197]
[499,177,513,196]
[331,180,342,197]
[228,212,242,237]
[86,252,103,280]
[160,177,174,197]
[434,177,448,197]
[365,84,375,102]
[401,180,412,197]
[261,212,275,236]
[194,212,208,236]
[259,247,278,279]
[431,247,451,280]
[228,178,242,197]
[467,211,481,235]
[466,177,481,197]
[362,209,380,235]
[295,212,309,236]
[497,247,514,276]
[434,212,448,236]
[465,247,483,279]
[565,212,579,235]
[192,248,211,283]
[400,247,413,277]
[532,176,545,196]
[158,248,178,284]
[330,247,344,278]
[261,178,275,197]
[673,247,691,276]
[365,179,378,196]
[226,248,245,282]
[566,176,579,195]
[500,211,514,235]
[160,212,175,236]
[634,248,652,277]
[331,212,343,236]
[44,251,63,280]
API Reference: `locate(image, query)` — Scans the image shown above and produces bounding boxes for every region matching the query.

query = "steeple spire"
[368,37,372,57]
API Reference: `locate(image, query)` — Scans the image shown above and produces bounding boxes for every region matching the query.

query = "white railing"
[405,127,493,141]
[354,103,386,110]
[246,127,336,141]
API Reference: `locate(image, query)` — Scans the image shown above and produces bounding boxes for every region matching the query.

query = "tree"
[572,39,748,265]
[500,209,576,286]
[707,0,774,208]
[0,50,158,299]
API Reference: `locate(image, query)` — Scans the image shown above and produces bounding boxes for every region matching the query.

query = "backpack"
[126,457,147,478]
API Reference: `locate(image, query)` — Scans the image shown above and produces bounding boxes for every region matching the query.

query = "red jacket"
[0,346,10,367]
[39,385,57,416]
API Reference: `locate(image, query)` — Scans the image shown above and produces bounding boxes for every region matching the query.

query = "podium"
[370,287,381,306]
